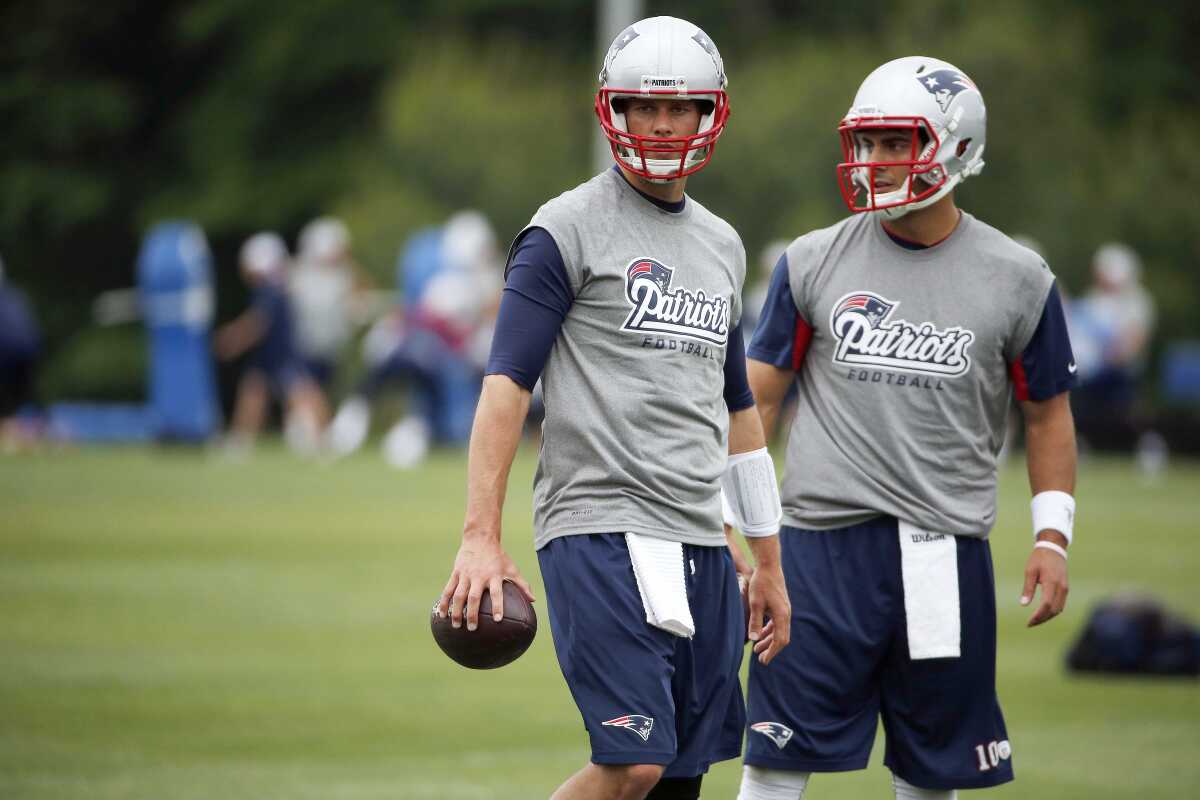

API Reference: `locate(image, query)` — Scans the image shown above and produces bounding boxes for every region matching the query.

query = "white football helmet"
[298,216,351,263]
[595,16,730,182]
[837,56,986,218]
[239,232,289,280]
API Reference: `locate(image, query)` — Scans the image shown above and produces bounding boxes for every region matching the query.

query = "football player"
[435,16,791,800]
[737,57,1077,800]
[214,233,329,454]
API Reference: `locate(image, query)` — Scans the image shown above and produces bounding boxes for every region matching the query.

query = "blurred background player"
[738,57,1077,800]
[1067,242,1157,449]
[0,252,43,449]
[214,233,328,455]
[435,16,790,800]
[288,216,371,391]
[327,210,502,467]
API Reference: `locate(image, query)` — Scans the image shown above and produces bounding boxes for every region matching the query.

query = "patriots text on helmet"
[829,292,973,376]
[621,258,730,345]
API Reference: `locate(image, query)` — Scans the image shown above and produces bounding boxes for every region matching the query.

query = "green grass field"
[2,446,1198,799]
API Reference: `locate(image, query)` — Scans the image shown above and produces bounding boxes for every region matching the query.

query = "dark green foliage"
[1,1,1195,401]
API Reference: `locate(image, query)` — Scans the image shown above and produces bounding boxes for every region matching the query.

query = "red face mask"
[595,89,730,181]
[835,116,945,213]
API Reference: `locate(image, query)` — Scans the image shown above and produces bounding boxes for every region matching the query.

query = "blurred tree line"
[2,0,1197,400]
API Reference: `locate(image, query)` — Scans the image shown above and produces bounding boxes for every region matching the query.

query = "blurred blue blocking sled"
[48,221,221,443]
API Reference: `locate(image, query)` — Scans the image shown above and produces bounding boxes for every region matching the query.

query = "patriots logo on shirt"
[829,290,975,377]
[917,69,977,113]
[628,259,672,295]
[750,721,794,750]
[602,714,655,742]
[834,293,894,326]
[622,257,730,345]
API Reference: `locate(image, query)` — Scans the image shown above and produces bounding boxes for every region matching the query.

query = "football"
[430,580,537,669]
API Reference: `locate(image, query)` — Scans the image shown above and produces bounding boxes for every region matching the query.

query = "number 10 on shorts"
[974,739,1012,771]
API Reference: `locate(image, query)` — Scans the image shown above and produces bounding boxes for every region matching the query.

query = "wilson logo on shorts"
[750,721,794,750]
[829,291,974,377]
[602,714,655,742]
[621,258,730,345]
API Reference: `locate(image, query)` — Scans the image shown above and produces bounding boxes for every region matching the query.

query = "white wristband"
[1034,540,1068,560]
[1031,490,1075,545]
[720,447,782,537]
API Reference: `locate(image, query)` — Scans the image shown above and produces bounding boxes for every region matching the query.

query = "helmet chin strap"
[618,154,686,183]
[875,172,961,219]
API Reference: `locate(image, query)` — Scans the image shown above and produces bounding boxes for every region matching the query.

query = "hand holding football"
[430,580,537,669]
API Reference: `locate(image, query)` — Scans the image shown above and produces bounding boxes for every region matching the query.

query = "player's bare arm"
[437,374,536,630]
[727,405,792,664]
[746,358,795,441]
[213,309,266,362]
[1020,392,1077,627]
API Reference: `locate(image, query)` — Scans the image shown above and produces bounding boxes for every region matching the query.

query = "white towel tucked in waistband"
[897,520,961,659]
[625,532,694,638]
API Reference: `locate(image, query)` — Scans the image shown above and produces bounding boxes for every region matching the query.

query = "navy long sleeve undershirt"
[485,226,754,409]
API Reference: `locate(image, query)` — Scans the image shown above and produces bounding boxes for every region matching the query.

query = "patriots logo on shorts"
[602,714,655,742]
[916,69,977,113]
[750,721,794,750]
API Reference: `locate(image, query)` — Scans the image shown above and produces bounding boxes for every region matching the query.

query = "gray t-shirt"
[526,169,746,549]
[770,212,1054,537]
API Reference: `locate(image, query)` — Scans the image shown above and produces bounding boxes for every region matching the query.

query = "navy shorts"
[538,533,746,778]
[247,353,309,399]
[745,519,1013,790]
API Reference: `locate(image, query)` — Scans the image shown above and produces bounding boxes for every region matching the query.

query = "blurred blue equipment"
[137,221,221,441]
[1161,341,1200,406]
[399,227,444,310]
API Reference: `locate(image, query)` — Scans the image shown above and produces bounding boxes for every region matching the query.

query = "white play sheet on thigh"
[897,521,961,659]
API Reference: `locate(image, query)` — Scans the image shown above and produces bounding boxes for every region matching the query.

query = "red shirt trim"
[1008,357,1030,401]
[792,317,813,372]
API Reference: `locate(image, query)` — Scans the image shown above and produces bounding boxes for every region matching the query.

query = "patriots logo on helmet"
[602,714,655,742]
[834,293,894,326]
[599,25,640,83]
[750,721,794,750]
[691,28,726,84]
[917,69,977,113]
